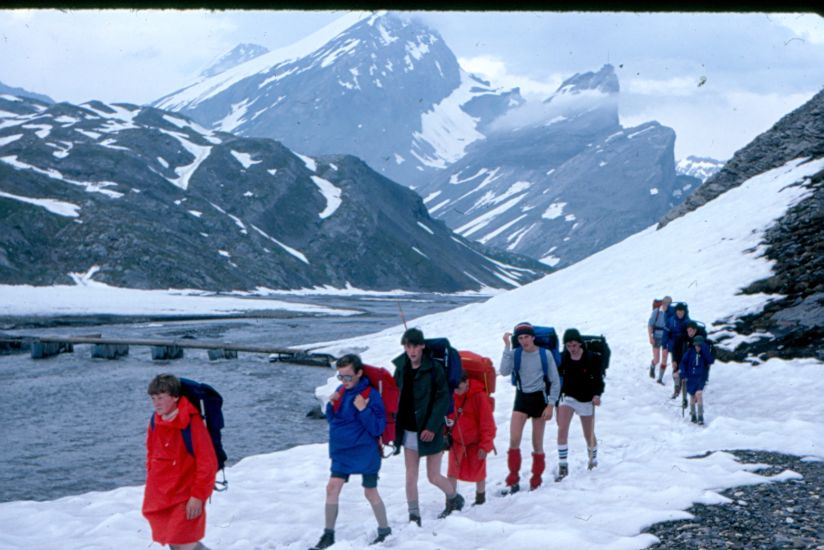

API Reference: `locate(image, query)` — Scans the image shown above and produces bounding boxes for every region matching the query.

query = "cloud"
[458,54,562,98]
[624,76,706,97]
[621,88,818,161]
[771,13,824,45]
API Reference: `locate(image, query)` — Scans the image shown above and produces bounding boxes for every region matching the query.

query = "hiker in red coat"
[143,374,217,550]
[447,373,496,505]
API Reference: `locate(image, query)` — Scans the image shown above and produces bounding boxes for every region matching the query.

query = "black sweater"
[558,350,605,402]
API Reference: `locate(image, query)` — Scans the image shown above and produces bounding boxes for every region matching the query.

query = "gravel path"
[646,450,824,549]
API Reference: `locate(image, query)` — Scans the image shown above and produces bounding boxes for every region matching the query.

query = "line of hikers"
[139,323,608,550]
[648,296,715,425]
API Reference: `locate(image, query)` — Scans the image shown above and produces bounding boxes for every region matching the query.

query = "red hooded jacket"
[447,379,496,482]
[142,396,217,514]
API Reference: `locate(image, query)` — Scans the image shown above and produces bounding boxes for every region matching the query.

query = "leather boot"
[530,452,546,490]
[505,448,521,489]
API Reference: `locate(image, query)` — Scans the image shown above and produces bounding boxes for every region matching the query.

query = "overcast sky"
[1,10,823,160]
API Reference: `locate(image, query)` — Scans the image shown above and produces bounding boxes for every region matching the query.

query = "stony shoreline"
[645,450,824,549]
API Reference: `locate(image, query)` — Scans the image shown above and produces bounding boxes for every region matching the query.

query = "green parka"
[392,351,449,456]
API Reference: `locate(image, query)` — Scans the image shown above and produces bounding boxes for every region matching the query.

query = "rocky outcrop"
[672,89,824,362]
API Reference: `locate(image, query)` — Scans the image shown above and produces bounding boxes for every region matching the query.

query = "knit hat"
[693,335,705,345]
[513,322,535,338]
[687,321,699,330]
[563,328,584,345]
[675,303,686,311]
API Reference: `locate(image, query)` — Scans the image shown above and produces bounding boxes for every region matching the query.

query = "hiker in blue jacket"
[499,322,561,493]
[667,303,691,399]
[647,296,672,384]
[679,336,713,425]
[310,354,390,550]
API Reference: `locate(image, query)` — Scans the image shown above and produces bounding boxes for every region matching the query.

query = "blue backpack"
[511,326,561,396]
[150,377,228,490]
[425,337,463,414]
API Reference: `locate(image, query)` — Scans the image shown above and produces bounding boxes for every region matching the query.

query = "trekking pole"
[396,300,408,330]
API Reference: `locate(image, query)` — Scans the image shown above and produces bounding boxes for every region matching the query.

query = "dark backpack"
[581,334,611,377]
[150,377,228,490]
[331,365,399,457]
[511,326,561,396]
[425,337,463,414]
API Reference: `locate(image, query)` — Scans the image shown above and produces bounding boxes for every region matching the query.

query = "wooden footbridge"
[0,333,336,367]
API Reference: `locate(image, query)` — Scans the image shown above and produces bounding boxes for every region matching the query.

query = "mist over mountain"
[416,65,691,267]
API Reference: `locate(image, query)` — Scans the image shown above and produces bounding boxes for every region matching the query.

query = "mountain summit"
[153,12,523,186]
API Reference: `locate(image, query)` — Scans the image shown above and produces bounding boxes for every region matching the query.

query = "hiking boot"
[438,493,464,518]
[370,527,392,545]
[408,513,421,527]
[588,458,598,470]
[501,483,520,495]
[690,413,698,424]
[698,416,705,426]
[670,390,679,399]
[649,363,655,378]
[310,530,334,550]
[473,492,486,506]
[555,463,568,482]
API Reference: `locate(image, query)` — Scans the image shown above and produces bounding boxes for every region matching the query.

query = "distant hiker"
[310,354,390,550]
[143,374,217,550]
[679,335,714,425]
[675,320,704,409]
[667,303,692,399]
[555,329,604,481]
[446,372,496,506]
[647,296,672,383]
[393,328,464,525]
[499,322,561,492]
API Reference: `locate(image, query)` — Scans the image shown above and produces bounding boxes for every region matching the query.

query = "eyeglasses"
[336,374,355,382]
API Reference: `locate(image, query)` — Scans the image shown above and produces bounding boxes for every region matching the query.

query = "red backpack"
[458,351,496,410]
[331,364,399,457]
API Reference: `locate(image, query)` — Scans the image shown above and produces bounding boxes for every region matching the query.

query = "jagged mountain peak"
[200,43,270,78]
[546,64,619,103]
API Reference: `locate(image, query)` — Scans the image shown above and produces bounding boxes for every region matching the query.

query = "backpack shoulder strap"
[537,347,549,378]
[181,425,194,456]
[512,347,523,388]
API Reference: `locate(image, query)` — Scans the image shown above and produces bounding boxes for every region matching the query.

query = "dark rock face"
[716,169,824,362]
[668,89,824,362]
[417,65,688,266]
[0,95,548,292]
[153,13,523,187]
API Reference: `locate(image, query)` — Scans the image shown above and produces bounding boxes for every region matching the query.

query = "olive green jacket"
[392,351,449,456]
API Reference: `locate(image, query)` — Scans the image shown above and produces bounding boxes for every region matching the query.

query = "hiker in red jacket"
[446,372,496,506]
[143,374,217,550]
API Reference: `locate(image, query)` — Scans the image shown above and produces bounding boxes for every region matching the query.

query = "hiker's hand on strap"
[354,394,368,411]
[185,497,203,519]
[420,429,435,442]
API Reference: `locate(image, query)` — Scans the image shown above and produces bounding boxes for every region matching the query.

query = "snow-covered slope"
[0,157,821,549]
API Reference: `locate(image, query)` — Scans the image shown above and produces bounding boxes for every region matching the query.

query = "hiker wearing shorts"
[393,328,464,525]
[499,322,561,492]
[446,372,496,506]
[679,335,713,425]
[648,296,672,384]
[142,374,217,550]
[555,329,604,480]
[310,354,390,550]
